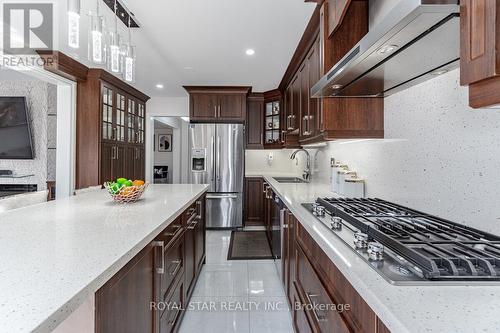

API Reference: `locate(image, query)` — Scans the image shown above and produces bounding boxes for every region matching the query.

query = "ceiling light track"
[101,0,141,28]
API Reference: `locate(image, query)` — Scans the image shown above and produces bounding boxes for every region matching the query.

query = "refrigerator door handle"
[210,135,215,184]
[206,194,238,199]
[216,136,221,183]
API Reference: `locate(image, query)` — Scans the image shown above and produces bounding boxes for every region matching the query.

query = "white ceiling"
[123,0,316,97]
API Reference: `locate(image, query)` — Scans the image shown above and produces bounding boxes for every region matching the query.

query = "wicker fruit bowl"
[104,179,148,203]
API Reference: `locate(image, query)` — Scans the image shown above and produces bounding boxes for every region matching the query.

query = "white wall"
[300,69,500,235]
[153,126,173,183]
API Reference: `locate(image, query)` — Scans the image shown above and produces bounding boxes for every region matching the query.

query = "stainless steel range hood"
[311,0,459,98]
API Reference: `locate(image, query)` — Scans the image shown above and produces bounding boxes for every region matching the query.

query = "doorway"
[150,116,188,184]
[0,65,76,199]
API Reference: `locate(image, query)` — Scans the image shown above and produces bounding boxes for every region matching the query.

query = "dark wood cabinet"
[194,198,206,271]
[283,211,297,304]
[263,182,273,244]
[190,93,219,119]
[278,0,383,146]
[76,69,148,189]
[184,86,251,122]
[160,275,184,333]
[280,206,392,333]
[327,0,352,37]
[290,75,301,133]
[185,197,206,300]
[219,93,246,120]
[246,93,264,149]
[460,0,500,108]
[296,245,351,333]
[159,224,185,302]
[263,90,284,148]
[95,241,157,333]
[244,177,264,226]
[96,196,206,333]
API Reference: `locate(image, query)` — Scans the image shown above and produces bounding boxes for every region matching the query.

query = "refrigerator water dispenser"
[191,148,206,172]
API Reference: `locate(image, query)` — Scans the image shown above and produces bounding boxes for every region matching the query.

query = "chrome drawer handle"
[306,293,327,322]
[153,241,165,274]
[168,307,181,326]
[169,259,182,276]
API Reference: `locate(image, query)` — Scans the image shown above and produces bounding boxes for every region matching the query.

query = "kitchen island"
[262,176,500,333]
[0,184,208,333]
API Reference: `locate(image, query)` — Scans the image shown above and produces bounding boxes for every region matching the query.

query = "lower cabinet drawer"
[292,284,314,333]
[296,245,351,333]
[160,276,184,333]
[162,217,184,246]
[160,235,184,301]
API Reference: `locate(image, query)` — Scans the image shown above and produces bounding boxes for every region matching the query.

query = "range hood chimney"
[311,0,459,98]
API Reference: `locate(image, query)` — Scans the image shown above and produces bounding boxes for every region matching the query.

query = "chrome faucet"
[290,149,310,182]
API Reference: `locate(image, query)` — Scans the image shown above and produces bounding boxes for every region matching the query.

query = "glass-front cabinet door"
[127,98,137,144]
[102,86,114,141]
[115,92,126,143]
[137,102,145,145]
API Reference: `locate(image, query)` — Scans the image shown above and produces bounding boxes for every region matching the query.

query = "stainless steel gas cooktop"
[303,198,500,285]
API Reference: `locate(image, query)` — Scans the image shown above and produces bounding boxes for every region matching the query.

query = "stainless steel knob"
[330,216,342,230]
[311,203,319,214]
[367,242,384,261]
[316,205,325,217]
[354,231,369,249]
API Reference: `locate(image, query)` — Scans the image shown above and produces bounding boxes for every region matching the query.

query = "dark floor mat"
[227,230,273,260]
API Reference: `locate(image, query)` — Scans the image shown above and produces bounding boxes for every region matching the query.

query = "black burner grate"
[317,198,500,281]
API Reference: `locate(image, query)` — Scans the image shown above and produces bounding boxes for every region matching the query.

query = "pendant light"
[108,0,122,75]
[122,14,136,83]
[67,0,81,48]
[88,0,106,65]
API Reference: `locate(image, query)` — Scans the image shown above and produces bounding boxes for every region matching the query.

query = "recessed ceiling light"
[430,69,448,76]
[245,49,255,56]
[377,45,398,54]
[184,66,194,70]
[156,84,164,89]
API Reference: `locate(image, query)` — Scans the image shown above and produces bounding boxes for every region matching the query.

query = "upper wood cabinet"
[460,0,500,108]
[327,0,352,37]
[246,93,264,149]
[76,69,149,189]
[184,86,251,122]
[279,0,382,146]
[263,89,284,148]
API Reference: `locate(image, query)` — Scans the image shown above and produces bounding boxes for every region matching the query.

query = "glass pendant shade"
[88,14,106,65]
[108,31,122,74]
[67,0,81,48]
[123,44,136,83]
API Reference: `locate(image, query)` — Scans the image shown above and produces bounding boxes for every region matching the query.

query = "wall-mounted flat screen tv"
[0,97,34,159]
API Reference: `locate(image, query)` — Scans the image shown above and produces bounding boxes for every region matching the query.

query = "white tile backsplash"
[245,149,303,176]
[300,69,500,235]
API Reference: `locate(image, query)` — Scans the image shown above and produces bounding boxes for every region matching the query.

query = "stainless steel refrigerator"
[188,123,244,228]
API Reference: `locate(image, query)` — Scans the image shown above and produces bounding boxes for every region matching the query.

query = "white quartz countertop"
[0,184,208,333]
[263,176,500,333]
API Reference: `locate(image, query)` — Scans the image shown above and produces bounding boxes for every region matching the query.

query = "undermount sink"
[273,177,308,183]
